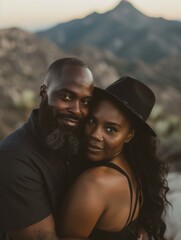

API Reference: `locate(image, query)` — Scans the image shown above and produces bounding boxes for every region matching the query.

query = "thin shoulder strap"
[129,181,139,222]
[101,162,133,228]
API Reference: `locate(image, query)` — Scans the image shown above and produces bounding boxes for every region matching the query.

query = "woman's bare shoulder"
[74,166,109,189]
[75,165,128,195]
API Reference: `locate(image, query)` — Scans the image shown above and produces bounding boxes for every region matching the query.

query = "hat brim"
[93,87,156,137]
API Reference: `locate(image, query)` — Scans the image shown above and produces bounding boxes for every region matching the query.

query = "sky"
[1,0,181,31]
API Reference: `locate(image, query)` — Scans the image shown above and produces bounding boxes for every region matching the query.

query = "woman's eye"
[106,127,117,133]
[88,117,95,125]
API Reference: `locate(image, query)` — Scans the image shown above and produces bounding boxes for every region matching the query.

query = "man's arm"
[0,154,87,240]
[7,214,87,240]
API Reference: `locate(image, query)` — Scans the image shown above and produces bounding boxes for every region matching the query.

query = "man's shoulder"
[0,109,40,153]
[0,124,46,189]
[0,125,36,175]
[0,124,27,152]
[0,119,41,157]
[0,121,44,170]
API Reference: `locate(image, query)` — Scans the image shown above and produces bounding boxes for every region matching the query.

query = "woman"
[58,76,169,240]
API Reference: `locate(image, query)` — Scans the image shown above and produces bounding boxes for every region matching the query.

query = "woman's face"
[85,99,134,162]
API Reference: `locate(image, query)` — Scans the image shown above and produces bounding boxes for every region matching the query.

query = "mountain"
[0,27,66,86]
[71,46,181,118]
[0,28,180,140]
[37,0,181,63]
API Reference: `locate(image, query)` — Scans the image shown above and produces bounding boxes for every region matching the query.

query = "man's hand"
[7,215,57,240]
[137,228,150,240]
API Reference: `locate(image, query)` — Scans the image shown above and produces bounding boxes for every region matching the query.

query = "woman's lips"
[87,143,104,152]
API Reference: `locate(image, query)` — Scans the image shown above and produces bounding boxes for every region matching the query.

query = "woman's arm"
[59,169,107,238]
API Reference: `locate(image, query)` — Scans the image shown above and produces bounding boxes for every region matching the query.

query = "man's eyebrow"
[56,89,92,99]
[57,88,75,95]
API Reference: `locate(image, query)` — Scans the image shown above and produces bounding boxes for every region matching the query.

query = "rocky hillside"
[1,23,180,236]
[0,28,66,138]
[0,28,180,140]
[37,0,181,91]
[37,0,181,64]
[71,46,181,139]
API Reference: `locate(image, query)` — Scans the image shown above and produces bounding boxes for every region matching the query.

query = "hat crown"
[106,76,155,121]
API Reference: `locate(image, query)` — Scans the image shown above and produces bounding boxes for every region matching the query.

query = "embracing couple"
[0,58,168,240]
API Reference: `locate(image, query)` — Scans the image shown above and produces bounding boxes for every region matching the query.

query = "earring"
[40,85,47,98]
[125,131,134,143]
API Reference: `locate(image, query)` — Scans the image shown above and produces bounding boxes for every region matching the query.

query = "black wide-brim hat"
[94,76,156,136]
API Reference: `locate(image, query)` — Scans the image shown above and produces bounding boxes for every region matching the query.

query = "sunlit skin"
[40,65,94,128]
[59,99,140,238]
[85,99,134,162]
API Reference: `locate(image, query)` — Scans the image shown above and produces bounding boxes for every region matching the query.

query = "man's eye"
[59,94,72,101]
[64,95,71,100]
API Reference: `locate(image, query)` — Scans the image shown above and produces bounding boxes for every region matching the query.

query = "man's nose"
[68,101,82,117]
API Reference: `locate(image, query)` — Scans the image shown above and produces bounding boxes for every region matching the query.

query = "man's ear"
[125,130,135,143]
[39,84,47,99]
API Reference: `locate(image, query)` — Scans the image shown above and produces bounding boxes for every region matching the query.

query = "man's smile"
[57,115,81,127]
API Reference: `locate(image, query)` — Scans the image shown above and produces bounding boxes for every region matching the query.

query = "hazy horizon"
[1,0,181,32]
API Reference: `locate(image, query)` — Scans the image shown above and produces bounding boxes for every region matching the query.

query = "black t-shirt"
[0,109,82,232]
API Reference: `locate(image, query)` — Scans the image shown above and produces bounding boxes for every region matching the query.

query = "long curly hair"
[91,92,169,240]
[124,122,169,240]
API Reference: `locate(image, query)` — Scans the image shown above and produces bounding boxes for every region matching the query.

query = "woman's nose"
[90,127,103,141]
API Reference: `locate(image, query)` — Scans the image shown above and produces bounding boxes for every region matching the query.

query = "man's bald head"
[44,57,92,88]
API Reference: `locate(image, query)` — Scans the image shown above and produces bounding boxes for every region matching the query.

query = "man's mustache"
[56,113,81,121]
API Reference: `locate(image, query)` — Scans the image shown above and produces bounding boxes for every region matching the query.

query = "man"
[0,58,148,240]
[0,57,94,240]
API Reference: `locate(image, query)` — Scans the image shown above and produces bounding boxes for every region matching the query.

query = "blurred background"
[0,0,181,238]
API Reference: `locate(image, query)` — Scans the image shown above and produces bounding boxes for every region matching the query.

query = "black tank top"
[89,162,140,240]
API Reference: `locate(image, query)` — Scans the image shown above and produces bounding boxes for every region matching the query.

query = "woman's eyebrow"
[105,121,121,128]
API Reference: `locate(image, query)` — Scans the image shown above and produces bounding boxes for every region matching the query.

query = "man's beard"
[39,97,81,155]
[46,127,80,154]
